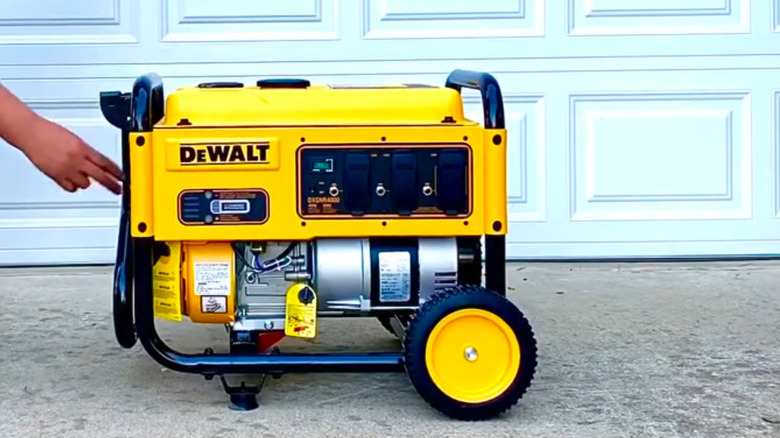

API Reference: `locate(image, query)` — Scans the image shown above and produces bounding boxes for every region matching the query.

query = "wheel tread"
[403,285,537,421]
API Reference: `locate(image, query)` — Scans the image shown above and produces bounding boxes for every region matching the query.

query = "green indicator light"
[311,159,333,172]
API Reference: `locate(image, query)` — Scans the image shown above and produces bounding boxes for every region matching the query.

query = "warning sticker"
[152,242,183,322]
[378,251,411,303]
[201,296,227,314]
[194,262,231,296]
[284,284,318,339]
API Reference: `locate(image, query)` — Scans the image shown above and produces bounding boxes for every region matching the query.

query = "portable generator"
[99,69,537,421]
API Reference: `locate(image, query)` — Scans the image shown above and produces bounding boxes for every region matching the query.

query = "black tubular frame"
[100,90,136,349]
[445,69,507,297]
[100,70,508,377]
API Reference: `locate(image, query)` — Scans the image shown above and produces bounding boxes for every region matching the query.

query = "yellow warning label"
[284,283,317,339]
[152,242,183,322]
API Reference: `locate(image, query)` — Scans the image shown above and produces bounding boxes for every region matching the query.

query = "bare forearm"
[0,83,41,154]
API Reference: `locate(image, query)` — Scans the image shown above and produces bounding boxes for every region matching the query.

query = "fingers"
[86,147,124,180]
[59,179,77,193]
[74,141,123,194]
[81,159,122,195]
[71,171,91,190]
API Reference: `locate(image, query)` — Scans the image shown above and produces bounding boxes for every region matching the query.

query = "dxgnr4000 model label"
[378,251,411,302]
[194,262,231,296]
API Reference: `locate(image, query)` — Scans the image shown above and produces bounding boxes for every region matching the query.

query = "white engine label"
[378,251,411,302]
[194,262,231,296]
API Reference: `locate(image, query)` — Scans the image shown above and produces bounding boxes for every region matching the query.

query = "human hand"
[20,116,124,194]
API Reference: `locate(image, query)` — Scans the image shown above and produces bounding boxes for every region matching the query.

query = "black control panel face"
[297,143,472,218]
[178,189,269,225]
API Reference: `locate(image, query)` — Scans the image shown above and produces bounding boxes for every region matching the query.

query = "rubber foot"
[228,393,259,411]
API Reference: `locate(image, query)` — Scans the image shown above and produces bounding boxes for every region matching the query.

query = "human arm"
[0,83,123,194]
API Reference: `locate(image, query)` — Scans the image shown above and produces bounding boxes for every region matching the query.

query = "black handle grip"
[445,69,505,130]
[131,73,165,132]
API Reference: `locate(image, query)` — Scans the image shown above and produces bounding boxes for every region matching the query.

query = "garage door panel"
[507,239,780,259]
[464,94,547,223]
[0,0,139,45]
[0,224,117,266]
[774,90,780,219]
[362,0,544,38]
[775,1,780,32]
[567,0,751,36]
[489,66,776,258]
[568,91,752,222]
[161,0,339,42]
[0,1,777,264]
[1,1,778,66]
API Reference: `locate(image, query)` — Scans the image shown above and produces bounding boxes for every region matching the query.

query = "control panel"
[178,189,269,225]
[297,144,472,218]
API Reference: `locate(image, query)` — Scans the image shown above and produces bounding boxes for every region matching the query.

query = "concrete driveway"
[1,260,779,437]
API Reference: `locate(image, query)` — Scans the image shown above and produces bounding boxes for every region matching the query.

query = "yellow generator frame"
[100,70,537,421]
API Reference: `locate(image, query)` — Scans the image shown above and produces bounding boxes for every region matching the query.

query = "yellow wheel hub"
[424,308,521,404]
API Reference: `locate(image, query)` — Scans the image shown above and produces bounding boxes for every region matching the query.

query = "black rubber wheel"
[403,285,537,421]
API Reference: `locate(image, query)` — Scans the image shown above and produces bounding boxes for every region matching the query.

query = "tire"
[403,285,537,421]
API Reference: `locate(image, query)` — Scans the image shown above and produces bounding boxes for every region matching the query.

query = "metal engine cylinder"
[311,237,478,315]
[233,237,481,331]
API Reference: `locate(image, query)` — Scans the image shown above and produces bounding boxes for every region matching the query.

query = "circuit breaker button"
[391,152,418,215]
[436,150,467,214]
[343,153,371,214]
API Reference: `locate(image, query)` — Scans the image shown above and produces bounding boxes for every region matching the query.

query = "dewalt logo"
[179,142,270,166]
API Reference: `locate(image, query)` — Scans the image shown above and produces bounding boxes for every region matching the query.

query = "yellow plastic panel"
[147,125,489,242]
[158,85,471,128]
[483,129,508,236]
[129,133,153,237]
[152,241,183,322]
[182,242,235,324]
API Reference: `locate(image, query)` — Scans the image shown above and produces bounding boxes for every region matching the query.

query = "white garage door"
[0,0,777,265]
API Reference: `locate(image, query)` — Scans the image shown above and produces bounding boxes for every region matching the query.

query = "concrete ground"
[0,260,779,438]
